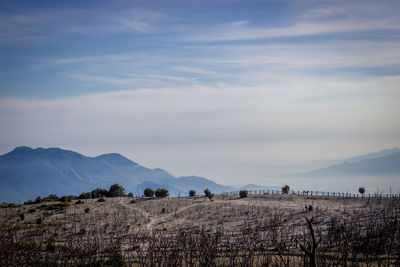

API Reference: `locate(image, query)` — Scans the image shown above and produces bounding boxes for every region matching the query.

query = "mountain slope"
[0,146,229,202]
[174,176,231,194]
[305,152,400,177]
[344,148,400,163]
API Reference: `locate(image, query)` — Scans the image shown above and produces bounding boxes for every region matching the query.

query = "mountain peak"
[3,146,34,157]
[8,146,76,155]
[95,153,137,166]
[11,146,33,153]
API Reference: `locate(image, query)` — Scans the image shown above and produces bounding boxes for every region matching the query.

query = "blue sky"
[1,0,399,186]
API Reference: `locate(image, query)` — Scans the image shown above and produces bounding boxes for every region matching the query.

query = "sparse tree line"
[18,184,129,206]
[143,188,169,198]
[13,185,220,208]
[2,184,374,209]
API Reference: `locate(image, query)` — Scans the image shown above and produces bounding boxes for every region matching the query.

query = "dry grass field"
[1,193,399,266]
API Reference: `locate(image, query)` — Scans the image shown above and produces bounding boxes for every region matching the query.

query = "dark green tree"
[60,195,75,203]
[282,185,290,194]
[78,192,92,199]
[155,188,169,198]
[204,188,211,197]
[239,190,248,198]
[204,188,214,199]
[24,200,34,205]
[189,190,196,197]
[108,184,126,197]
[359,187,365,196]
[34,196,42,204]
[46,194,59,201]
[143,188,154,198]
[90,188,108,198]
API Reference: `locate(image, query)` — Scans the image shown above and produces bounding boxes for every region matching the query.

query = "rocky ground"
[1,193,399,266]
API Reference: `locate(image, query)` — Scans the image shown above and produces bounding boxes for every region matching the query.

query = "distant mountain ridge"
[0,146,231,202]
[234,184,281,191]
[304,150,400,177]
[344,148,400,163]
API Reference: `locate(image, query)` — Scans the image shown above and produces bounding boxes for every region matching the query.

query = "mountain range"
[0,146,399,202]
[303,149,400,177]
[0,146,230,202]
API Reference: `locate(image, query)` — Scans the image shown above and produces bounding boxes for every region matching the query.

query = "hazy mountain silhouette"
[344,148,400,163]
[235,184,281,191]
[305,151,400,177]
[0,146,230,202]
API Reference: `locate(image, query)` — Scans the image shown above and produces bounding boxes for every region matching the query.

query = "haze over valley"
[1,146,398,202]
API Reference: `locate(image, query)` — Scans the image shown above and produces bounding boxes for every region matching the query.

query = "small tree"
[78,192,92,199]
[239,190,248,198]
[90,188,108,198]
[46,194,59,201]
[204,188,214,199]
[189,190,196,197]
[204,188,211,197]
[144,188,154,198]
[127,192,134,198]
[359,187,365,197]
[24,200,34,205]
[108,184,126,197]
[60,195,75,203]
[155,188,169,198]
[282,185,290,194]
[34,196,42,204]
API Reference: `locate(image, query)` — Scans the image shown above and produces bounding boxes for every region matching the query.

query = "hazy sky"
[0,0,399,185]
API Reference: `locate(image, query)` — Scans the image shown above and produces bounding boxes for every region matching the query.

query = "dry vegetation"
[1,193,400,266]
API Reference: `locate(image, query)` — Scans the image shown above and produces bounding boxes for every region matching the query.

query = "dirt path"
[119,197,223,230]
[145,200,207,230]
[118,197,315,231]
[117,198,208,230]
[117,199,158,230]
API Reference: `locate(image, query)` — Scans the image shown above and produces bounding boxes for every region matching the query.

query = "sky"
[0,0,399,186]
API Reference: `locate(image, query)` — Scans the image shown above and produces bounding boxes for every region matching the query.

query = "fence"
[220,189,400,199]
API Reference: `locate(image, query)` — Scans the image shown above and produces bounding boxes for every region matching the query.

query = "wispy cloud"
[0,7,167,45]
[116,10,167,32]
[185,1,400,41]
[31,39,400,93]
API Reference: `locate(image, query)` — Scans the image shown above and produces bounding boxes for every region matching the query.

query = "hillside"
[1,193,399,266]
[0,146,230,202]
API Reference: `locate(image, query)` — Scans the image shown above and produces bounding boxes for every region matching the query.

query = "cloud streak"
[185,1,400,42]
[0,7,167,45]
